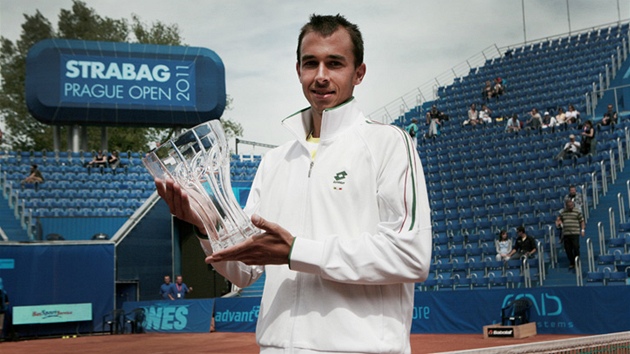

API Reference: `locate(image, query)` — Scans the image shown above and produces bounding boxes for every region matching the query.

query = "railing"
[597,221,615,254]
[522,256,531,288]
[581,182,590,220]
[536,240,545,286]
[588,82,630,118]
[576,256,584,286]
[601,161,608,195]
[545,225,558,268]
[591,171,599,209]
[618,192,626,224]
[587,238,595,273]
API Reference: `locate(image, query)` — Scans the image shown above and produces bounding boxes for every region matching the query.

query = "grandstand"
[1,19,630,339]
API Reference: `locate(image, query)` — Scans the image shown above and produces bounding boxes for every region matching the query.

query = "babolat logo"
[488,328,514,337]
[143,304,190,331]
[215,306,260,323]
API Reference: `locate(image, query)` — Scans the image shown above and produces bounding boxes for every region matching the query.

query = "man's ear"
[354,63,366,85]
[296,61,301,80]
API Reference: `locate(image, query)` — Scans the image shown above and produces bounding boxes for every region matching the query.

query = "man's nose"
[315,63,329,83]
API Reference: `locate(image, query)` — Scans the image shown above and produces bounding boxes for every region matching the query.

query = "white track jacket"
[211,99,432,354]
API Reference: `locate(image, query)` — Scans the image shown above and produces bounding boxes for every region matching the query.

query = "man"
[172,275,192,300]
[563,185,584,215]
[425,105,445,138]
[156,14,431,353]
[556,200,585,270]
[160,275,174,300]
[525,108,542,130]
[506,113,521,132]
[555,134,580,160]
[507,226,537,260]
[601,104,618,126]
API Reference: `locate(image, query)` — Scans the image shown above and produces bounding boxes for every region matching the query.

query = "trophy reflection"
[143,120,260,254]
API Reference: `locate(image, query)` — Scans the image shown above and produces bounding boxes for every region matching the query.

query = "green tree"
[0,0,242,153]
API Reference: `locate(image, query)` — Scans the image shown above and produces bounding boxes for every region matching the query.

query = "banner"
[213,297,260,333]
[122,299,214,333]
[13,303,92,325]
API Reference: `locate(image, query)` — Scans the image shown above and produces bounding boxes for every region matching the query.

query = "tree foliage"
[0,0,241,153]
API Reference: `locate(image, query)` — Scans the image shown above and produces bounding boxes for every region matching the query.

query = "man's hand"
[206,214,295,266]
[154,178,206,233]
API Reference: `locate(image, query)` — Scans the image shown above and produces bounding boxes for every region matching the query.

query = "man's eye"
[302,61,317,68]
[329,61,342,67]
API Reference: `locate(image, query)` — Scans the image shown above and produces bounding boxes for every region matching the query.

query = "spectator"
[495,230,512,261]
[154,14,431,353]
[479,104,492,124]
[506,113,521,133]
[564,185,584,216]
[160,275,174,300]
[20,164,44,188]
[405,118,419,148]
[579,120,595,155]
[0,278,8,340]
[493,77,504,97]
[107,150,120,169]
[482,80,493,102]
[87,150,107,168]
[565,104,580,124]
[425,105,447,138]
[555,134,580,160]
[172,275,192,300]
[600,104,618,127]
[525,108,542,131]
[556,200,585,269]
[555,107,567,125]
[465,103,479,126]
[542,111,558,130]
[507,226,537,260]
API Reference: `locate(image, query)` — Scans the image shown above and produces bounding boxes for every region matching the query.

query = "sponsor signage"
[26,39,226,127]
[122,299,215,333]
[0,258,15,269]
[486,327,514,337]
[13,303,92,325]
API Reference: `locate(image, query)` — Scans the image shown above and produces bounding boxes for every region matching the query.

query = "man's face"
[164,276,171,284]
[296,28,366,116]
[569,187,577,197]
[176,276,183,284]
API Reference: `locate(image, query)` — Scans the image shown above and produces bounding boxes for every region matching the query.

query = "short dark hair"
[297,14,364,68]
[517,226,525,233]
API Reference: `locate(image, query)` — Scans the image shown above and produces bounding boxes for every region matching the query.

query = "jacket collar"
[282,97,363,143]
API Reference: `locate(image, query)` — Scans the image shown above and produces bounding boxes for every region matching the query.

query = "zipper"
[308,160,314,178]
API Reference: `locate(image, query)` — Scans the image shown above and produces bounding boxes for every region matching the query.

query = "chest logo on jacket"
[333,171,347,191]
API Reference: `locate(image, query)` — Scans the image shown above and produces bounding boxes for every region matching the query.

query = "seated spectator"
[406,118,419,148]
[565,104,580,124]
[580,120,595,155]
[493,77,504,97]
[464,103,479,126]
[507,226,537,260]
[479,104,492,123]
[555,134,581,160]
[87,150,107,168]
[495,229,512,261]
[506,113,521,133]
[481,81,493,102]
[600,104,618,127]
[525,108,542,131]
[108,150,120,169]
[542,111,558,130]
[425,105,447,138]
[555,107,567,125]
[21,164,44,189]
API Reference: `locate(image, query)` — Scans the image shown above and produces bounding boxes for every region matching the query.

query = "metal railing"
[576,255,584,286]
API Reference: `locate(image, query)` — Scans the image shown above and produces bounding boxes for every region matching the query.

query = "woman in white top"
[565,104,580,124]
[495,230,512,261]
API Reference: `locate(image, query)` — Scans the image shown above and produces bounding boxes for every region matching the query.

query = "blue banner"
[411,287,630,335]
[213,297,260,333]
[122,299,214,333]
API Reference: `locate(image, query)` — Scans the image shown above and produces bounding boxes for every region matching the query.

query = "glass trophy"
[143,120,260,254]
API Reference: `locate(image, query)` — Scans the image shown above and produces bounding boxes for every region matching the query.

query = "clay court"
[0,332,585,353]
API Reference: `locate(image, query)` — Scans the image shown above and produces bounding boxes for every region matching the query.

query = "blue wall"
[0,243,115,335]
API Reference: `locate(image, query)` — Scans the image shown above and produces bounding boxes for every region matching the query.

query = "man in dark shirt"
[507,226,537,260]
